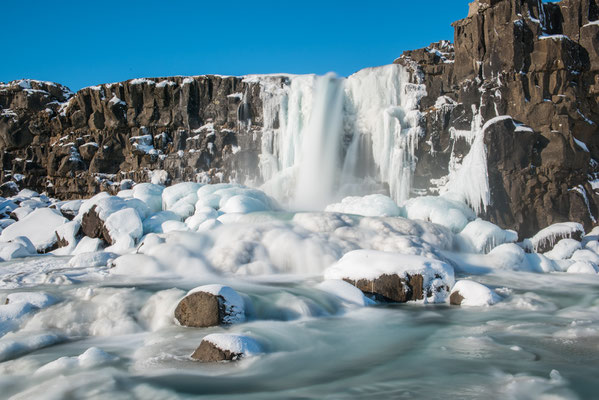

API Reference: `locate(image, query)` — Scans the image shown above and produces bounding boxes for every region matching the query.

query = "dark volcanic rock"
[80,205,111,244]
[398,0,599,237]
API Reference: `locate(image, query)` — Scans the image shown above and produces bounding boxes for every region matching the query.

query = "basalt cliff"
[1,0,599,237]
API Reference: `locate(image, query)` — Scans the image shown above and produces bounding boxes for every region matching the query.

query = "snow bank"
[450,280,501,306]
[0,208,67,252]
[324,194,401,217]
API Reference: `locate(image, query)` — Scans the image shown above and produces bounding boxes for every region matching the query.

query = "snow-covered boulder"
[103,208,143,251]
[133,183,164,213]
[488,243,559,273]
[544,239,582,260]
[529,222,584,253]
[324,250,454,303]
[174,285,246,327]
[72,237,104,255]
[191,333,262,362]
[162,182,202,218]
[0,208,67,252]
[53,220,82,255]
[109,254,167,276]
[0,236,36,261]
[143,210,181,234]
[458,219,518,253]
[219,195,270,214]
[79,195,144,251]
[325,194,401,217]
[449,280,501,306]
[403,195,475,233]
[567,261,599,274]
[59,200,84,220]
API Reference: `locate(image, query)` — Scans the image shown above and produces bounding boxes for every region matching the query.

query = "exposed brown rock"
[80,205,111,244]
[174,291,224,328]
[191,340,241,362]
[344,273,424,303]
[450,291,465,305]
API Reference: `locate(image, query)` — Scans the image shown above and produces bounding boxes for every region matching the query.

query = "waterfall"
[250,63,426,209]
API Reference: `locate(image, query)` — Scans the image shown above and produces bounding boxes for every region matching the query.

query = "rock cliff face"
[0,76,277,198]
[398,0,599,237]
[1,0,598,237]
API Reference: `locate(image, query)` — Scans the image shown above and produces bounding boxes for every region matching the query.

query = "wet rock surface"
[191,340,241,362]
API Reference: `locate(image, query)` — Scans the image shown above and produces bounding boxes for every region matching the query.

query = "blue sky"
[4,1,468,91]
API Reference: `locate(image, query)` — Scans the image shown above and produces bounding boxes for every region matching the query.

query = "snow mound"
[404,195,475,232]
[0,208,67,252]
[69,251,118,268]
[567,261,599,274]
[109,254,167,276]
[450,280,501,306]
[0,236,36,261]
[104,208,143,252]
[188,285,246,324]
[34,347,117,376]
[325,194,401,217]
[133,183,164,213]
[162,182,202,218]
[458,219,518,253]
[544,238,582,260]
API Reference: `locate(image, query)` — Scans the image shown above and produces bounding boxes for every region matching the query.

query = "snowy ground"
[0,184,598,399]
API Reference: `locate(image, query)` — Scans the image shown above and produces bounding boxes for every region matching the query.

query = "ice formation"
[253,64,426,208]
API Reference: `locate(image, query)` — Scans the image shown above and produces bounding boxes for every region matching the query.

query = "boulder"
[324,250,455,303]
[174,285,245,328]
[191,333,262,362]
[450,280,501,306]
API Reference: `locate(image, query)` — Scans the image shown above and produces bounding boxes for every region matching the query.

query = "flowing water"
[0,237,598,399]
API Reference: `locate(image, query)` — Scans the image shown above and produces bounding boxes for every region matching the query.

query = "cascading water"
[252,63,426,209]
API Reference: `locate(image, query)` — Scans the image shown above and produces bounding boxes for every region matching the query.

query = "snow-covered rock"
[449,280,501,306]
[191,333,262,362]
[0,208,67,252]
[529,222,584,253]
[0,236,37,261]
[403,195,475,232]
[567,261,599,274]
[324,250,454,303]
[133,183,164,213]
[544,239,582,260]
[174,285,246,327]
[458,219,518,253]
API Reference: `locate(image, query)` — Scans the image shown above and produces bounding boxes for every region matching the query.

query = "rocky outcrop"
[0,76,278,199]
[398,0,599,237]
